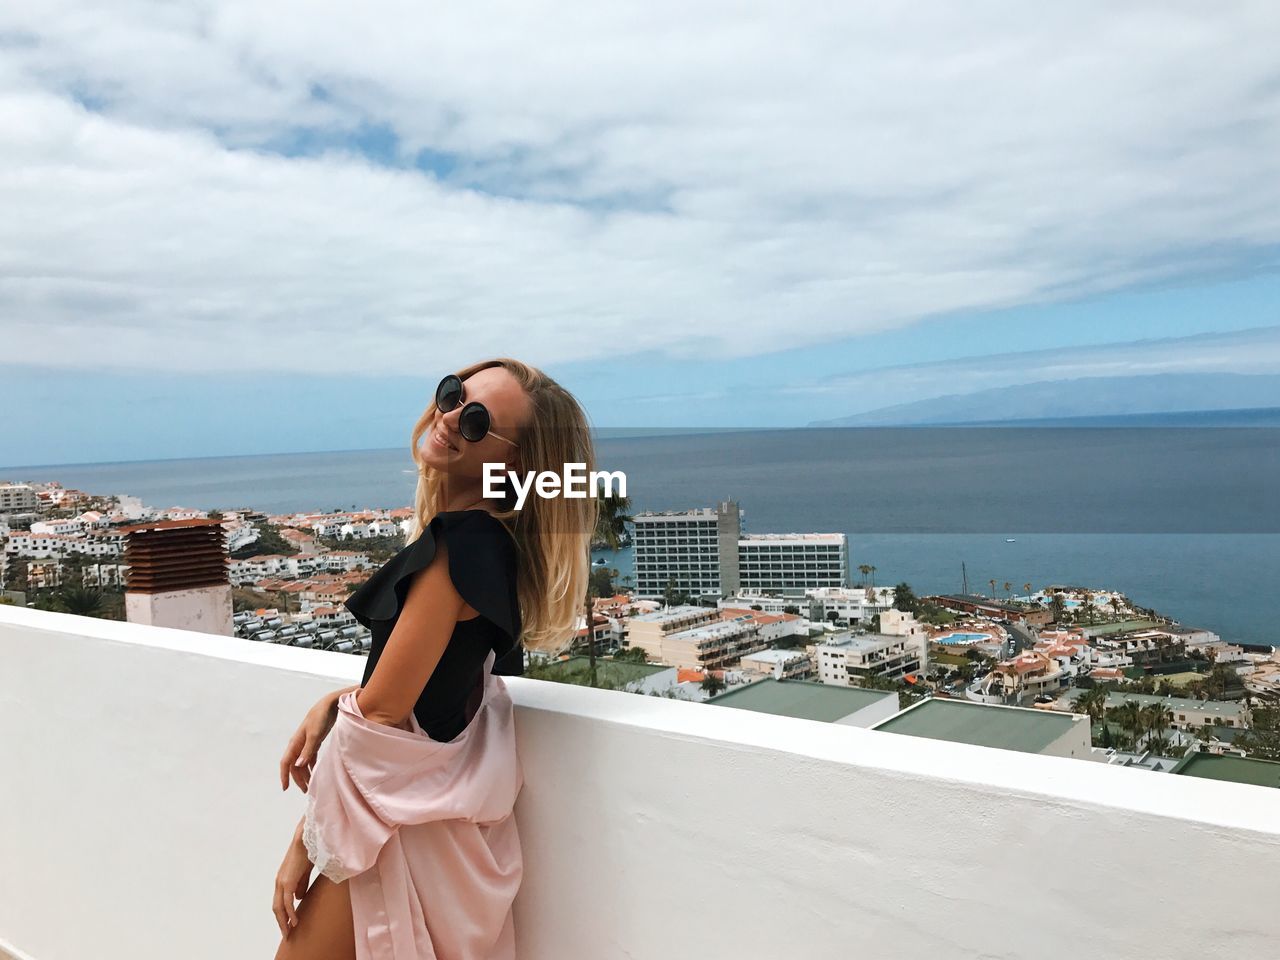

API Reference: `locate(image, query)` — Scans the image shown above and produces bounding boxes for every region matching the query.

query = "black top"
[343,509,523,742]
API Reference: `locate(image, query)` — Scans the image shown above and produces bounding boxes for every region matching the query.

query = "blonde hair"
[406,358,597,656]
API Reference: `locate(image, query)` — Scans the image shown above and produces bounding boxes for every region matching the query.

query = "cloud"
[2,1,1280,373]
[781,324,1280,413]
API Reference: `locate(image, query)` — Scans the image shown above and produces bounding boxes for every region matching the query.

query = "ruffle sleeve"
[343,510,522,664]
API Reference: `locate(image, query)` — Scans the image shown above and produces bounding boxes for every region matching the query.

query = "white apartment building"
[74,535,125,559]
[717,591,805,615]
[74,511,111,530]
[4,532,74,559]
[816,610,929,685]
[737,648,815,681]
[716,608,809,644]
[225,523,260,553]
[626,605,767,670]
[318,550,373,573]
[627,605,722,658]
[113,495,149,520]
[0,484,39,512]
[30,519,85,536]
[83,562,128,588]
[662,615,767,672]
[805,585,895,625]
[633,500,849,600]
[159,507,207,521]
[227,557,265,585]
[738,532,848,594]
[632,501,741,598]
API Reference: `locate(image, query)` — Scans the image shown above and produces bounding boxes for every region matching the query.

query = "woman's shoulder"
[343,508,521,646]
[435,508,515,542]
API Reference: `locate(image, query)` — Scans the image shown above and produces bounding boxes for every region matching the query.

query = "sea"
[5,426,1277,647]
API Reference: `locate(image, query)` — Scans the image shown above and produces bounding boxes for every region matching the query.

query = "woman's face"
[421,366,531,482]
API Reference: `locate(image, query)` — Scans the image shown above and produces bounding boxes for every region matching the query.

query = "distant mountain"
[808,373,1280,426]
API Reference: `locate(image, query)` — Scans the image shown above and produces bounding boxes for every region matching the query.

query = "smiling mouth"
[432,428,459,453]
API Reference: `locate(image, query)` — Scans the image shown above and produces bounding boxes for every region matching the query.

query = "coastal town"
[3,480,1278,789]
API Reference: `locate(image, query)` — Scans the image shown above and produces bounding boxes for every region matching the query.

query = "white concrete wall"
[1,605,1279,960]
[836,693,901,729]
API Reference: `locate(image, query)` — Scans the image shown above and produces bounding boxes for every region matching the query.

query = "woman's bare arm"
[355,536,466,729]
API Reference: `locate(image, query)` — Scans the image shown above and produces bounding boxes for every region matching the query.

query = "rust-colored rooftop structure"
[121,517,229,593]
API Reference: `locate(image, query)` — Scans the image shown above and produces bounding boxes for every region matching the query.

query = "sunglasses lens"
[436,375,463,412]
[458,402,490,443]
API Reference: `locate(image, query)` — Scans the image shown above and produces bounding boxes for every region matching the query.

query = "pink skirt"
[303,648,524,959]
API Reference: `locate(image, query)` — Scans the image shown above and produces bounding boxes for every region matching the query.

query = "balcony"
[2,604,1278,960]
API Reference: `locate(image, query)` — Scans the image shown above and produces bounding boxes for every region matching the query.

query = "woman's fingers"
[280,728,304,791]
[273,882,289,938]
[289,737,315,792]
[274,876,301,938]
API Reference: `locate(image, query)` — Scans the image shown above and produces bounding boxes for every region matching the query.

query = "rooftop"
[536,655,669,684]
[708,677,895,720]
[1082,619,1164,636]
[628,604,710,623]
[1170,752,1280,789]
[1102,690,1246,718]
[739,532,846,543]
[872,698,1084,754]
[820,632,908,653]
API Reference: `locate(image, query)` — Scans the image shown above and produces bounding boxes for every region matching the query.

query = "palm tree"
[988,578,996,597]
[56,586,105,618]
[1002,581,1012,599]
[584,490,633,686]
[1141,702,1174,753]
[857,564,872,587]
[867,565,877,589]
[1071,687,1107,724]
[1112,699,1143,751]
[1049,591,1066,623]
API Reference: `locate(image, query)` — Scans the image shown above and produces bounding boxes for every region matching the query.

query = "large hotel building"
[632,499,848,599]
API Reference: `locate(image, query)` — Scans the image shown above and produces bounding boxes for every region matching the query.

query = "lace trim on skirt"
[302,789,359,884]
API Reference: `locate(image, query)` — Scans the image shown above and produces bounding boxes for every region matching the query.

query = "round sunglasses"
[434,374,520,448]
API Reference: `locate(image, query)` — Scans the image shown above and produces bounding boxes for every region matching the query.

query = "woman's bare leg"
[273,872,356,960]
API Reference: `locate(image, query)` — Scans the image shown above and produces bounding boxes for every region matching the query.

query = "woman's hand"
[273,822,312,939]
[280,687,354,793]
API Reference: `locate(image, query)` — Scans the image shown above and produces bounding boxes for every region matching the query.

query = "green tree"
[5,557,30,592]
[584,488,632,687]
[892,582,919,614]
[1235,704,1280,761]
[589,566,615,597]
[1070,687,1108,724]
[1141,702,1174,754]
[701,672,726,696]
[1049,592,1066,623]
[55,585,106,618]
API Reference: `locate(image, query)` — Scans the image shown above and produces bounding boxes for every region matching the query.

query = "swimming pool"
[935,631,993,645]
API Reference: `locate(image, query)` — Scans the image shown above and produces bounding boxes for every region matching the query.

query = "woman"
[271,358,597,959]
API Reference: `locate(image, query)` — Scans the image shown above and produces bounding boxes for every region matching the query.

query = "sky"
[2,2,1280,466]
